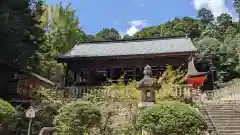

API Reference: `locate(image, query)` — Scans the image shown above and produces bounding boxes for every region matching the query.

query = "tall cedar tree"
[0,0,45,68]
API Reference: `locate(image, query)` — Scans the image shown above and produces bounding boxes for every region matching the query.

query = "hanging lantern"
[186,57,208,89]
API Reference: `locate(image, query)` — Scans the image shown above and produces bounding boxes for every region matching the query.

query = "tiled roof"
[57,36,197,59]
[28,72,55,86]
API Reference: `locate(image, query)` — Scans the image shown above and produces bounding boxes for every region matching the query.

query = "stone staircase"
[200,100,240,135]
[198,104,218,135]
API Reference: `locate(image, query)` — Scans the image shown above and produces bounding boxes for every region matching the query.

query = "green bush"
[137,101,207,135]
[54,101,101,135]
[156,65,186,103]
[0,99,18,133]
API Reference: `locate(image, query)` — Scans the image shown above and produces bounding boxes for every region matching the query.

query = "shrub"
[156,65,186,102]
[82,80,140,135]
[137,101,207,135]
[0,99,18,133]
[54,101,101,135]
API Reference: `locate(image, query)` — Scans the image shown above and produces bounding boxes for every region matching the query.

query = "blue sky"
[47,0,237,36]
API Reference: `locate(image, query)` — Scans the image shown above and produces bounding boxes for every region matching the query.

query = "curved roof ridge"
[76,35,188,45]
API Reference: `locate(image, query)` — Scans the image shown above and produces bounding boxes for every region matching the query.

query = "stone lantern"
[136,65,157,135]
[136,65,157,108]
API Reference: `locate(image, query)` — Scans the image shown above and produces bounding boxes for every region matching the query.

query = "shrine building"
[56,36,198,87]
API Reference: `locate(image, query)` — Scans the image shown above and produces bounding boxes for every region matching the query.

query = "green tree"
[122,34,132,40]
[220,35,240,81]
[0,99,18,134]
[195,37,240,82]
[197,8,214,23]
[137,101,207,135]
[54,101,101,135]
[133,17,201,39]
[217,13,233,32]
[195,37,221,67]
[95,28,121,40]
[0,0,45,67]
[233,0,240,29]
[133,26,163,38]
[82,81,140,135]
[201,23,218,38]
[34,3,86,81]
[85,35,96,41]
[156,66,186,102]
[225,26,237,38]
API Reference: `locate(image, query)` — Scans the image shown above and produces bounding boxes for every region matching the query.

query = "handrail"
[200,102,220,135]
[204,80,240,102]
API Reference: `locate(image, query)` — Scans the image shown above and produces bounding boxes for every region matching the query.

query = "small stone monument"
[136,65,157,108]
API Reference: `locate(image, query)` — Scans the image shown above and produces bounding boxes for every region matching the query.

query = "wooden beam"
[70,56,188,70]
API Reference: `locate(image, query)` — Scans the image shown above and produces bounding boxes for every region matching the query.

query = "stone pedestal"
[138,101,154,108]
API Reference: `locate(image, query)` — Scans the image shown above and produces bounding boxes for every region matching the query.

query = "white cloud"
[126,20,147,36]
[192,0,238,21]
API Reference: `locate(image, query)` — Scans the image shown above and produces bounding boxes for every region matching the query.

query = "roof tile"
[58,37,197,59]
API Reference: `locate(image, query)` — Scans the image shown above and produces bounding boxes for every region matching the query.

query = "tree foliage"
[133,17,201,39]
[128,7,240,83]
[82,81,140,135]
[197,8,214,23]
[195,36,240,81]
[0,0,45,67]
[137,101,207,135]
[95,28,121,41]
[155,66,186,102]
[54,101,101,135]
[0,99,18,134]
[34,3,86,81]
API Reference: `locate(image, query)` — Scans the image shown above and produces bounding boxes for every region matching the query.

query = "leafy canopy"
[54,101,101,135]
[0,99,18,133]
[137,101,207,135]
[0,0,45,67]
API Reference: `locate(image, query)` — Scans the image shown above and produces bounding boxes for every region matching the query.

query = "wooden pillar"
[109,68,113,81]
[73,72,77,85]
[133,67,136,80]
[64,66,69,87]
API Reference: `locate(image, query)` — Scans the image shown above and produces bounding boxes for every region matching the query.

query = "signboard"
[25,106,36,118]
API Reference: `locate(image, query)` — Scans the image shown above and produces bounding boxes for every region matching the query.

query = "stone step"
[198,107,217,133]
[219,133,240,135]
[215,123,240,127]
[201,102,240,135]
[206,107,240,110]
[206,111,240,116]
[205,105,240,107]
[217,126,240,130]
[204,103,240,106]
[209,114,240,118]
[211,116,240,119]
[213,120,240,124]
[203,100,240,102]
[204,103,240,105]
[219,129,240,134]
[205,102,240,103]
[207,110,240,113]
[207,107,239,109]
[208,111,240,114]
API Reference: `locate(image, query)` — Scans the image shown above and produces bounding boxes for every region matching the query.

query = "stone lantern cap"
[136,65,156,88]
